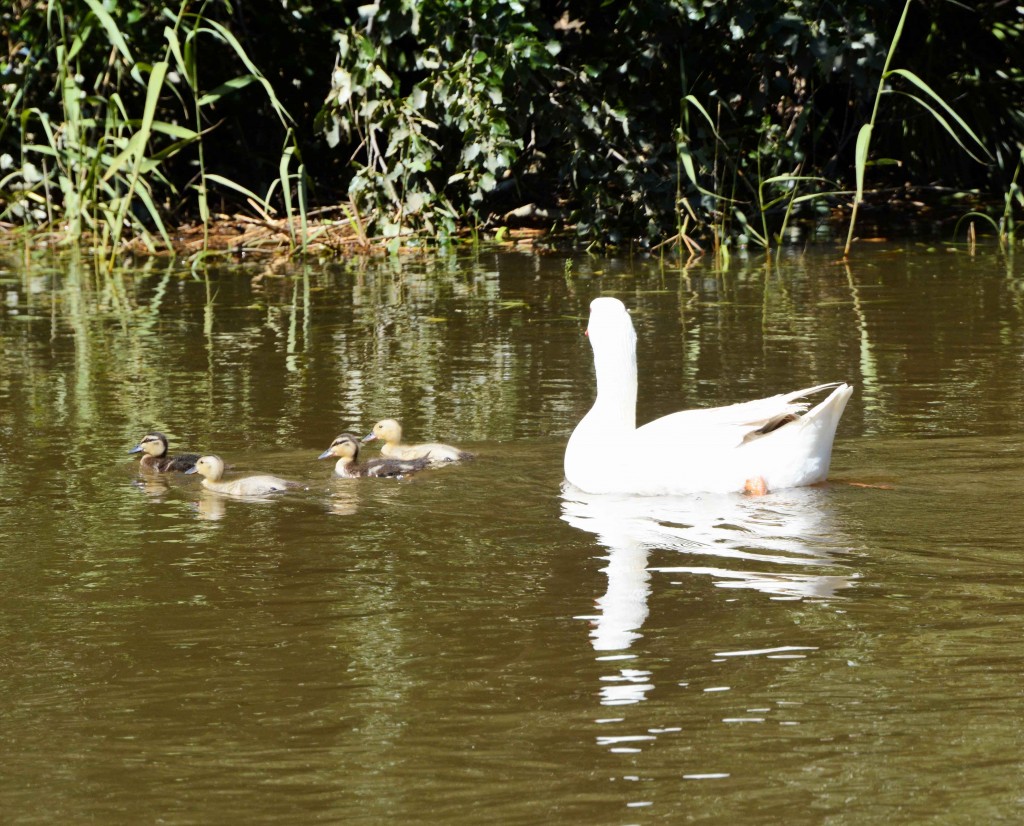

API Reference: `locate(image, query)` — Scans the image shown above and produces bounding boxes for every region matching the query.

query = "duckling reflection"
[131,474,173,501]
[562,485,856,652]
[326,487,360,516]
[362,418,472,465]
[319,432,428,478]
[185,455,299,497]
[129,431,200,472]
[194,492,226,521]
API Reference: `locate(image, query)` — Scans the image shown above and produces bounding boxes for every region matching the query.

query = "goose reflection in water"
[561,484,857,655]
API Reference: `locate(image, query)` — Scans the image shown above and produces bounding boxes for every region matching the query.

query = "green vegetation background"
[2,0,1022,250]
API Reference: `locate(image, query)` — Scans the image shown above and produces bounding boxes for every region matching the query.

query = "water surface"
[1,244,1022,823]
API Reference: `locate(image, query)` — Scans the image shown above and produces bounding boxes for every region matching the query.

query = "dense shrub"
[319,0,1023,244]
[2,0,1022,247]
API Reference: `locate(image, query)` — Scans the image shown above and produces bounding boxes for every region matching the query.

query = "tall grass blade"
[198,76,257,107]
[886,91,990,167]
[197,20,294,128]
[297,162,309,252]
[844,124,873,257]
[683,95,718,133]
[278,145,295,245]
[82,0,133,62]
[107,60,168,259]
[678,141,698,189]
[131,183,173,249]
[854,124,872,198]
[888,69,990,159]
[204,173,274,213]
[845,0,909,257]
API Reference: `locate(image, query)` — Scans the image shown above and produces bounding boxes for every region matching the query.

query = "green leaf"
[131,182,172,248]
[82,0,133,64]
[197,20,295,127]
[890,68,990,156]
[198,75,257,106]
[147,121,201,141]
[205,173,272,211]
[683,95,718,134]
[372,65,394,89]
[854,123,872,200]
[888,77,991,163]
[678,141,698,187]
[789,189,854,205]
[409,85,428,111]
[761,174,834,186]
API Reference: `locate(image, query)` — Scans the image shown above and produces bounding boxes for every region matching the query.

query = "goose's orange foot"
[744,476,769,496]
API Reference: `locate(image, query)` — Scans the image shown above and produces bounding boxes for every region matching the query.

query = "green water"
[1,245,1022,823]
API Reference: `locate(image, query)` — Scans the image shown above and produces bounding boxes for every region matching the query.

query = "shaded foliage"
[1,0,331,238]
[2,0,1022,248]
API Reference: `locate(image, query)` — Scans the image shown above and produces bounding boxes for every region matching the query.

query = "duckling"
[185,455,298,497]
[129,432,200,473]
[318,433,429,479]
[362,418,472,465]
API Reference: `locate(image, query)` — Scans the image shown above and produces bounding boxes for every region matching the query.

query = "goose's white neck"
[564,298,640,491]
[584,298,639,434]
[591,327,637,432]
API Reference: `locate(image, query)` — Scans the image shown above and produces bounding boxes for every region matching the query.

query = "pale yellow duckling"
[362,418,471,465]
[319,433,429,479]
[185,455,298,497]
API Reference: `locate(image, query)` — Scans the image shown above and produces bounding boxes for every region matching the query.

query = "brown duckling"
[318,433,429,479]
[129,431,200,473]
[185,455,299,497]
[362,418,472,466]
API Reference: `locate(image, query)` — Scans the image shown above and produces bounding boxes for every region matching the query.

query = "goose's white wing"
[623,383,852,494]
[634,382,843,443]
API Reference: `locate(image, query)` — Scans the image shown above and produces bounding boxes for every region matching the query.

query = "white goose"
[564,297,853,496]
